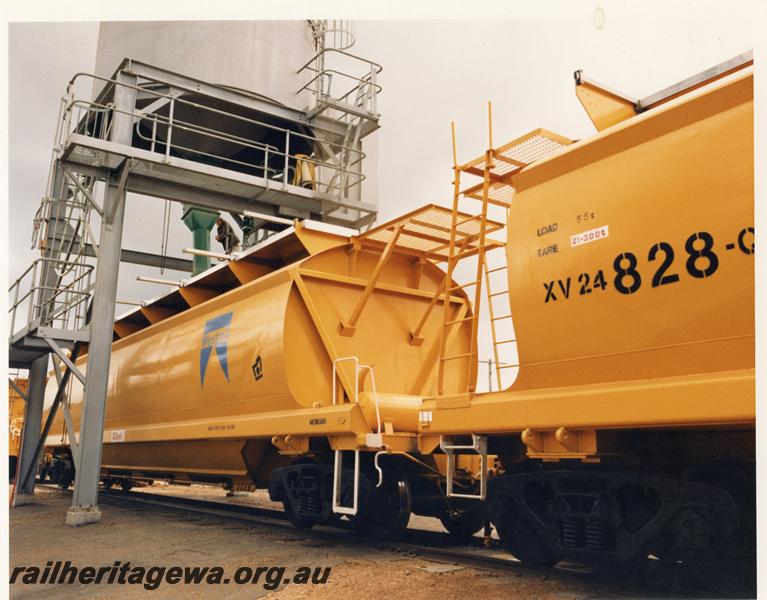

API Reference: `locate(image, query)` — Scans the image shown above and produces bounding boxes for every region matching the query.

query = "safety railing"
[310,19,356,53]
[330,356,383,516]
[9,257,93,339]
[331,356,381,435]
[56,72,368,203]
[297,48,382,120]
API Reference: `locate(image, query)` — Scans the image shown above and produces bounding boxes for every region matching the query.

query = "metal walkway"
[9,23,383,526]
[57,58,380,230]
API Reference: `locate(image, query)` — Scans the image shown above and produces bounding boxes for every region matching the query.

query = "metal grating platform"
[462,128,573,177]
[359,204,504,262]
[459,128,573,202]
[464,181,516,204]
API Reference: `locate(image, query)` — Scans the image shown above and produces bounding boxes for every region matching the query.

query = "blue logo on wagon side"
[200,312,233,386]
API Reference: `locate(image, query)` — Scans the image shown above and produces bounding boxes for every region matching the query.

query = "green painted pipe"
[181,205,219,275]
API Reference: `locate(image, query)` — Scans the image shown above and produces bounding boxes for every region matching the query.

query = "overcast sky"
[6,5,764,389]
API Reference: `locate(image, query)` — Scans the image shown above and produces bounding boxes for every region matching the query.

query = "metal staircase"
[10,158,96,368]
[8,147,98,502]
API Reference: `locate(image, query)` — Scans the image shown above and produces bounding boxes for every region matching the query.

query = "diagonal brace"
[340,224,404,336]
[19,342,83,491]
[62,167,103,218]
[9,378,28,402]
[49,355,81,467]
[42,336,86,386]
[409,273,447,347]
[409,236,473,346]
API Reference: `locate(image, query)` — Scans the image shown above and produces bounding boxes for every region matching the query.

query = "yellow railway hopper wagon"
[9,379,27,480]
[42,214,492,537]
[419,58,755,569]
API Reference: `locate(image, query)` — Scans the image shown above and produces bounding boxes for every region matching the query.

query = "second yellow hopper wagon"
[418,54,755,571]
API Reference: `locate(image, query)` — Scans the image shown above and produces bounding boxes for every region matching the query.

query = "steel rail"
[31,483,724,597]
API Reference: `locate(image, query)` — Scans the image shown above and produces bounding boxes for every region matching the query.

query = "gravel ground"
[263,558,617,600]
[9,485,636,600]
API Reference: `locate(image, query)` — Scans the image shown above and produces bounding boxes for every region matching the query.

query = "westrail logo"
[200,312,233,387]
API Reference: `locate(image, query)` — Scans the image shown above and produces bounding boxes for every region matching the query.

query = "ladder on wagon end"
[436,103,574,395]
[483,254,515,392]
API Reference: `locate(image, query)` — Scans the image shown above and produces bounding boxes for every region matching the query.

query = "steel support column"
[66,69,136,527]
[13,355,48,504]
[65,182,127,526]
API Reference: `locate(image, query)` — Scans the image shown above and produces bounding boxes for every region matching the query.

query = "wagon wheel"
[486,493,562,566]
[350,467,412,541]
[56,460,74,490]
[283,500,318,530]
[439,505,485,542]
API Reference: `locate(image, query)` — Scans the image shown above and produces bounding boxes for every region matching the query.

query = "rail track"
[33,481,744,598]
